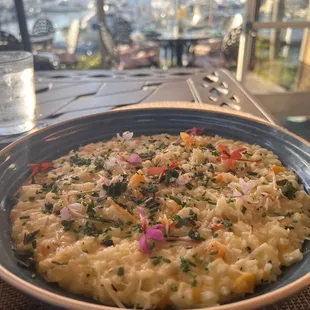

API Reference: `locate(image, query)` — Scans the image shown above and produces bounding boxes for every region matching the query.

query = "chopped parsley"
[188,230,205,241]
[222,220,232,227]
[103,180,128,198]
[69,154,91,166]
[101,239,114,247]
[209,250,218,255]
[276,179,288,186]
[206,143,216,151]
[151,256,161,266]
[86,200,96,218]
[28,196,35,202]
[94,157,104,170]
[180,257,196,272]
[61,220,75,231]
[42,203,53,214]
[171,285,178,292]
[283,181,297,200]
[247,171,258,176]
[185,183,194,190]
[169,195,181,205]
[117,267,124,276]
[23,229,40,248]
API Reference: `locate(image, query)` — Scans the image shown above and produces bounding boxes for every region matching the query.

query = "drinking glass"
[0,51,36,135]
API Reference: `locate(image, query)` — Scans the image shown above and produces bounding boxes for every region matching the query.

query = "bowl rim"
[1,106,310,310]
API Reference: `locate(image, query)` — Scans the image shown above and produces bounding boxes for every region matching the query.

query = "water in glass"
[0,52,36,135]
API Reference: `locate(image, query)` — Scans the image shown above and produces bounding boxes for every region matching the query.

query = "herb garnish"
[222,220,232,227]
[241,206,247,214]
[180,257,196,272]
[171,285,178,292]
[69,154,91,166]
[188,230,205,241]
[206,143,216,150]
[23,230,40,249]
[28,196,35,202]
[103,180,128,198]
[61,220,75,231]
[19,215,30,220]
[117,267,124,276]
[94,158,104,170]
[283,181,297,200]
[247,171,258,176]
[101,239,114,247]
[42,203,53,214]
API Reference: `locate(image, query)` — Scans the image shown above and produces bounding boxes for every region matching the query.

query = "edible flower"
[180,132,199,149]
[233,178,258,203]
[119,153,142,165]
[176,173,189,186]
[185,127,205,136]
[117,131,133,141]
[147,161,181,176]
[139,207,164,254]
[15,162,54,195]
[217,145,246,170]
[60,203,83,221]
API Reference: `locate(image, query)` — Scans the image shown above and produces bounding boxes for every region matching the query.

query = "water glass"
[0,51,36,135]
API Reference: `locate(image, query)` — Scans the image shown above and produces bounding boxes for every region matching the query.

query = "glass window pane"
[244,27,310,93]
[258,0,310,22]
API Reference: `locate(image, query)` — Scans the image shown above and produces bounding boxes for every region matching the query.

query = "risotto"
[10,129,310,308]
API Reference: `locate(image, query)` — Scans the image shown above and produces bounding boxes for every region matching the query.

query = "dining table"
[0,67,309,309]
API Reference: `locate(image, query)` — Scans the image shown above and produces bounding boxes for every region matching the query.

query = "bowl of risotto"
[0,106,309,310]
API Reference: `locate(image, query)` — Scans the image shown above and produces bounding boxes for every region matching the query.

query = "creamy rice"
[10,130,310,308]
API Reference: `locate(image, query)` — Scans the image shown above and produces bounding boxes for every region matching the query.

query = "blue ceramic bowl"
[0,108,309,310]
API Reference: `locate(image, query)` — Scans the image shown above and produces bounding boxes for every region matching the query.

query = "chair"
[221,25,242,62]
[32,19,55,36]
[0,31,22,51]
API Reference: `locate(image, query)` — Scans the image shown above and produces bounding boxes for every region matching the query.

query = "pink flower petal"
[139,235,152,254]
[146,227,164,240]
[247,180,258,192]
[233,189,242,197]
[243,195,258,204]
[239,178,248,194]
[139,207,148,233]
[60,207,72,221]
[176,174,188,186]
[117,131,134,141]
[99,188,107,199]
[68,203,83,213]
[128,153,142,164]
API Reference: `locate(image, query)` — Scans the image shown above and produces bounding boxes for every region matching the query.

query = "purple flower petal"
[60,207,72,221]
[146,227,164,240]
[128,153,142,164]
[139,235,152,254]
[186,127,205,136]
